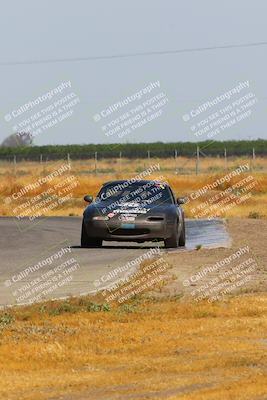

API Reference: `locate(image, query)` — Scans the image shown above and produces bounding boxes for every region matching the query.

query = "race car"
[81,180,186,248]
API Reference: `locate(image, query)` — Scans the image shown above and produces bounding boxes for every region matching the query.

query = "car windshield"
[96,182,173,205]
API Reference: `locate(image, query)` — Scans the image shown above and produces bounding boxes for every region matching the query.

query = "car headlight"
[92,215,109,221]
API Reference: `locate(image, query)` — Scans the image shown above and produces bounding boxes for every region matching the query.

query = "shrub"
[0,313,14,328]
[86,302,111,312]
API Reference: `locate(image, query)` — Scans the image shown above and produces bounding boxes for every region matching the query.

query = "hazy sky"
[0,1,266,145]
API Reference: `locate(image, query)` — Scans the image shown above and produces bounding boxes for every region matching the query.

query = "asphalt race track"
[0,217,231,306]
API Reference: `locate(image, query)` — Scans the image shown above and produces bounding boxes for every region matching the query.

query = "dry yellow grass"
[0,158,266,400]
[0,157,266,219]
[1,294,267,400]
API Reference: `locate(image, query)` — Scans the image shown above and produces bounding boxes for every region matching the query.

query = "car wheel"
[179,220,186,246]
[164,222,179,248]
[81,221,102,248]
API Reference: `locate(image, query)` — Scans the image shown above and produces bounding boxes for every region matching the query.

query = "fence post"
[119,151,122,173]
[94,152,97,174]
[224,148,227,170]
[174,149,178,173]
[251,147,256,171]
[147,150,150,161]
[196,146,200,175]
[13,155,17,176]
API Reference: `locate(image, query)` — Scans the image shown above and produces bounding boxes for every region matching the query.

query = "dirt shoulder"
[163,218,267,300]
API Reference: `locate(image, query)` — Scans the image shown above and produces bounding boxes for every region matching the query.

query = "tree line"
[0,140,266,160]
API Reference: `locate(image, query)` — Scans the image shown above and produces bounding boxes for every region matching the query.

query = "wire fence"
[1,147,266,175]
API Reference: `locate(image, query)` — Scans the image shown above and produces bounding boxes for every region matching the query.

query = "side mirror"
[84,195,93,203]
[177,197,186,205]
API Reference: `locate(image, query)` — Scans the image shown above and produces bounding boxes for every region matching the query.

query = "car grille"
[110,228,150,236]
[147,216,164,221]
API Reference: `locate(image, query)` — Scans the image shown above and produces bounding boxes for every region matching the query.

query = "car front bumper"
[84,218,174,242]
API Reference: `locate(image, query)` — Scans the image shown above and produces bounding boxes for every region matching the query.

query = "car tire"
[178,220,186,246]
[81,221,102,248]
[164,222,179,248]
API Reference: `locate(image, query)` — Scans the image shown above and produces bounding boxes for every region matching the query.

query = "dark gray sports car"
[81,180,185,248]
